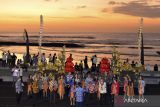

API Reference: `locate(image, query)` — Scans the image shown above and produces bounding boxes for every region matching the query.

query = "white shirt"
[99,82,107,94]
[19,68,23,76]
[41,55,46,62]
[48,56,52,62]
[2,54,6,60]
[12,68,19,77]
[146,64,150,72]
[93,57,97,64]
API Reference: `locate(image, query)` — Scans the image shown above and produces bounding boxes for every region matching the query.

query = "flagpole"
[138,18,144,65]
[39,15,43,59]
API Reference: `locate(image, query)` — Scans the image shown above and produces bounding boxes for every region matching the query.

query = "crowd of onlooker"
[1,51,159,72]
[1,51,17,67]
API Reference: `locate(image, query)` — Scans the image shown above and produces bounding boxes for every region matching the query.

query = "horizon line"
[0,32,160,34]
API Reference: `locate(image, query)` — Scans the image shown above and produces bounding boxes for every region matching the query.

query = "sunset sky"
[0,0,160,33]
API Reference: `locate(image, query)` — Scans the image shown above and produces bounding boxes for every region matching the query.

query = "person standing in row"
[32,54,38,67]
[27,74,32,95]
[12,66,19,86]
[11,53,17,67]
[138,76,145,99]
[75,82,85,107]
[69,83,76,106]
[99,78,107,106]
[7,51,12,67]
[43,74,49,100]
[48,54,52,63]
[65,72,73,98]
[87,80,97,105]
[127,77,134,99]
[18,66,23,82]
[32,77,39,100]
[91,55,97,66]
[2,52,7,67]
[74,74,81,85]
[41,53,46,69]
[84,56,88,73]
[111,79,119,96]
[79,60,83,74]
[58,75,65,100]
[123,77,128,99]
[37,75,43,99]
[49,76,58,104]
[15,77,24,104]
[52,53,56,64]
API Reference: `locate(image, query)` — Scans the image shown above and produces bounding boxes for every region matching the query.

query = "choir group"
[13,54,146,107]
[25,71,145,107]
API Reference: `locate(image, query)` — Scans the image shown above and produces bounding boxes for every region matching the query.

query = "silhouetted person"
[75,62,79,72]
[52,53,56,64]
[146,64,150,72]
[7,51,12,67]
[79,60,83,74]
[2,52,6,67]
[84,56,88,70]
[131,61,135,68]
[11,53,17,67]
[154,64,158,72]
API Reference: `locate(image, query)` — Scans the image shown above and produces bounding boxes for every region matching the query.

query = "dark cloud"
[77,5,87,9]
[108,1,127,5]
[108,1,116,5]
[104,0,160,18]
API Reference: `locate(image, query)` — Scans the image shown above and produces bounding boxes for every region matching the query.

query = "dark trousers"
[88,93,96,105]
[100,93,107,106]
[16,92,22,104]
[38,89,43,99]
[65,86,70,97]
[49,91,56,103]
[33,93,39,106]
[107,93,112,105]
[2,60,6,67]
[111,95,114,107]
[76,102,83,107]
[11,60,16,67]
[7,59,11,67]
[20,76,23,82]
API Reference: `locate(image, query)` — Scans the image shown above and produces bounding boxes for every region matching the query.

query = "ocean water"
[0,32,159,68]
